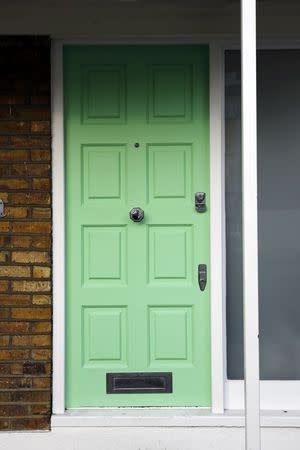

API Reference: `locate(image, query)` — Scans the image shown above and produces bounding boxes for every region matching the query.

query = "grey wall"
[0,0,300,38]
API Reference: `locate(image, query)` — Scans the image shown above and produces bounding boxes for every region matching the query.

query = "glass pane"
[226,50,300,380]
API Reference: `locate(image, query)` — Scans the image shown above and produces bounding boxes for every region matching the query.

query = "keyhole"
[134,143,140,149]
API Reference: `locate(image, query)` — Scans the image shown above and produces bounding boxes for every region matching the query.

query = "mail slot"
[106,372,173,394]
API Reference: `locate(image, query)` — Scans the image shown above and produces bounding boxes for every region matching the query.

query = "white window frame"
[224,39,300,412]
[51,37,300,426]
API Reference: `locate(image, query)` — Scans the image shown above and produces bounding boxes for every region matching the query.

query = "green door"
[65,45,210,407]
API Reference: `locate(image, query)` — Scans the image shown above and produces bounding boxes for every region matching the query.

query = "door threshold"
[51,409,300,428]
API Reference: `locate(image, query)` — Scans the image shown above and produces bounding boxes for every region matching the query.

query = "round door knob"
[129,207,144,222]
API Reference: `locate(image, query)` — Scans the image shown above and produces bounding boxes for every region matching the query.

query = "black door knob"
[129,207,144,222]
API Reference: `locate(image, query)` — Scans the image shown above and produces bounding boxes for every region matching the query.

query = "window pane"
[226,50,300,380]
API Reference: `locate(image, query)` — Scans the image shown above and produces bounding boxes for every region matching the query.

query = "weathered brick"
[0,121,30,134]
[11,163,50,177]
[12,251,50,263]
[10,363,23,375]
[0,150,29,162]
[31,121,50,133]
[30,404,51,415]
[9,192,50,205]
[0,192,8,202]
[0,37,51,432]
[0,364,11,375]
[32,294,51,305]
[5,207,28,219]
[32,378,50,389]
[32,178,51,190]
[0,164,11,176]
[10,136,50,149]
[0,308,10,319]
[0,322,30,333]
[0,405,28,417]
[10,236,32,248]
[0,266,30,278]
[31,149,50,161]
[12,281,51,293]
[30,96,50,105]
[0,136,9,145]
[0,179,29,190]
[11,307,51,319]
[0,336,10,346]
[0,294,30,306]
[0,281,9,292]
[0,392,11,402]
[23,362,46,375]
[33,267,51,279]
[11,390,50,403]
[30,321,51,333]
[0,107,50,121]
[31,208,51,219]
[12,222,51,234]
[0,351,30,362]
[0,95,25,105]
[12,335,51,347]
[11,417,49,430]
[0,419,10,430]
[31,236,51,249]
[0,236,10,247]
[31,349,51,361]
[0,222,9,232]
[0,251,10,262]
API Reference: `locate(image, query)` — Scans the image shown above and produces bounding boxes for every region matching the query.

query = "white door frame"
[51,38,227,417]
[51,37,300,426]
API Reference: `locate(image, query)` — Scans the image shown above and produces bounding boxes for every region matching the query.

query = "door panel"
[65,45,210,407]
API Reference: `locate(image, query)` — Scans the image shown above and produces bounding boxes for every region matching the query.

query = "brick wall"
[0,37,52,431]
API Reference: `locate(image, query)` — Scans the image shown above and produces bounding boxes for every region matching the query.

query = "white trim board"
[51,409,300,428]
